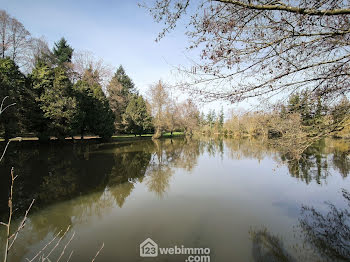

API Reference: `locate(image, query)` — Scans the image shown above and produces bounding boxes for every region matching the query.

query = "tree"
[107,65,136,132]
[179,99,200,136]
[148,80,169,137]
[144,1,350,104]
[0,10,31,67]
[88,85,115,139]
[72,50,112,89]
[206,109,216,129]
[0,10,10,59]
[114,65,136,94]
[74,78,96,138]
[0,58,26,140]
[217,107,224,132]
[123,95,153,136]
[53,37,73,66]
[24,37,52,73]
[74,69,115,139]
[39,66,78,139]
[165,98,181,136]
[27,61,52,139]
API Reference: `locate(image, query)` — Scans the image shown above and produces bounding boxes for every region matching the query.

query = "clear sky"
[1,0,249,114]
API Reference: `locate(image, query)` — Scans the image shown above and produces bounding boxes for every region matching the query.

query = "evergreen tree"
[90,86,115,139]
[123,95,152,136]
[287,93,301,114]
[53,37,73,66]
[206,109,216,129]
[39,66,78,139]
[218,107,224,131]
[107,65,136,133]
[74,69,115,139]
[300,91,312,125]
[0,58,26,139]
[28,61,54,139]
[114,65,136,95]
[74,78,95,138]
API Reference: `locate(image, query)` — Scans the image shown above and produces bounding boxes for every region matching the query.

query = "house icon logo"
[140,238,158,257]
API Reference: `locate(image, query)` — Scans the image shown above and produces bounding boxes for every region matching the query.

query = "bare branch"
[91,243,104,262]
[0,140,11,162]
[214,0,350,16]
[8,199,35,250]
[56,232,75,262]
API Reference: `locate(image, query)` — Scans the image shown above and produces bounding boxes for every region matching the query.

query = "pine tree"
[0,58,26,139]
[53,37,73,66]
[123,95,152,136]
[107,65,136,133]
[219,107,224,131]
[114,65,136,95]
[26,61,54,140]
[39,66,78,139]
[74,69,115,139]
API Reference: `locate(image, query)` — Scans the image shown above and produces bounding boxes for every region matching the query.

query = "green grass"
[162,132,184,137]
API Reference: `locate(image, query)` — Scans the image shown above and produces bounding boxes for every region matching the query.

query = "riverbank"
[0,132,185,143]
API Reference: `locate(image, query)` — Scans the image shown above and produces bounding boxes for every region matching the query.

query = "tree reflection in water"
[250,228,295,262]
[298,189,350,262]
[1,137,350,261]
[251,190,350,262]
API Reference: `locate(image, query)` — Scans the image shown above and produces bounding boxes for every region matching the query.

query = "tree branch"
[214,0,350,16]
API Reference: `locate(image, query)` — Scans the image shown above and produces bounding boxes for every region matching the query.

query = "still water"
[0,137,349,261]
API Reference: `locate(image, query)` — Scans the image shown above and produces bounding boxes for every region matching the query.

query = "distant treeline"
[200,91,350,140]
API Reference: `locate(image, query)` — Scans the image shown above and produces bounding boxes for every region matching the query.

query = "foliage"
[0,58,26,139]
[39,66,79,139]
[123,94,153,135]
[52,37,73,66]
[107,66,136,133]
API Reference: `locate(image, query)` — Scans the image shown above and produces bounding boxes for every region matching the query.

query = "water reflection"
[250,228,295,262]
[1,138,350,217]
[250,189,350,262]
[0,137,349,261]
[298,189,350,261]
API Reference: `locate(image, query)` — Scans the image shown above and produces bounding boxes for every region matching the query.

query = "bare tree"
[0,10,10,59]
[143,0,350,104]
[165,98,181,136]
[148,80,170,137]
[72,50,113,90]
[22,36,51,73]
[8,16,30,62]
[178,99,200,136]
[0,10,31,67]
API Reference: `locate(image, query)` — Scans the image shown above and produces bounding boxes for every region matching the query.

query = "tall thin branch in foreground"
[1,168,35,262]
[91,243,104,262]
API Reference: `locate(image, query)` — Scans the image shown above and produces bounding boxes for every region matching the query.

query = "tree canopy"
[144,0,350,104]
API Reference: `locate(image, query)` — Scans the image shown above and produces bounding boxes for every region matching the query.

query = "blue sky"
[1,1,193,87]
[1,0,248,114]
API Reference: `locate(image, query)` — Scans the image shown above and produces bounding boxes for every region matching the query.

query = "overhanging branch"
[214,0,350,16]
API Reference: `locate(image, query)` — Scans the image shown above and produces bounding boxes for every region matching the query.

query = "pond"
[0,137,349,262]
